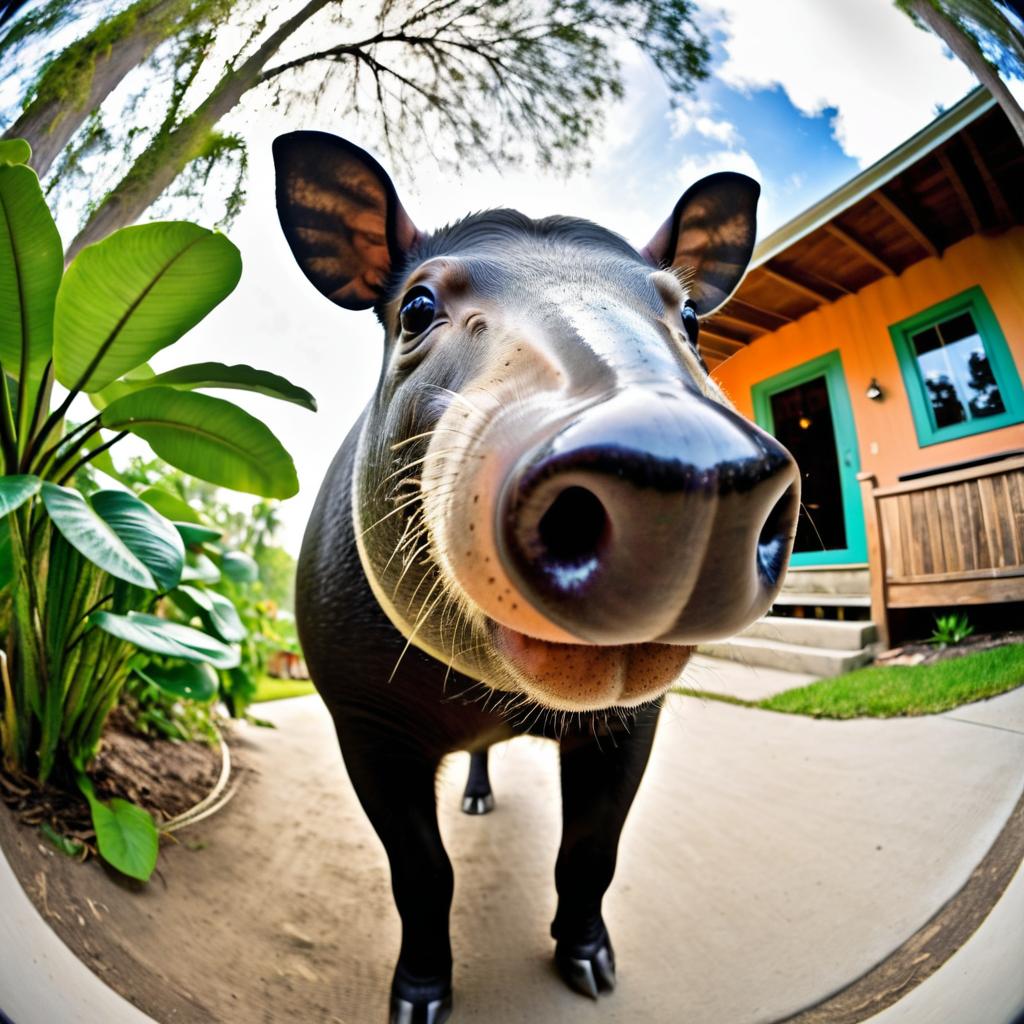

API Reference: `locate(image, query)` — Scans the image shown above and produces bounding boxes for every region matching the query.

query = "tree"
[3,0,710,259]
[897,0,1024,144]
[2,0,235,178]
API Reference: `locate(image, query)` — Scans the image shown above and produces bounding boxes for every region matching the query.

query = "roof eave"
[751,86,995,269]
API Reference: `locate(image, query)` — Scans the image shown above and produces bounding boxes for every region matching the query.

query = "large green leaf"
[77,774,158,882]
[180,548,221,583]
[91,610,239,668]
[171,584,246,642]
[135,661,218,702]
[175,521,222,546]
[220,550,259,583]
[0,474,40,516]
[53,221,241,393]
[138,486,202,524]
[107,362,317,411]
[0,164,62,396]
[89,363,154,411]
[100,388,298,498]
[90,489,184,591]
[0,139,31,166]
[40,482,156,588]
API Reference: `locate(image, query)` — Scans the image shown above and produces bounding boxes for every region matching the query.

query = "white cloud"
[706,0,976,165]
[669,99,741,146]
[677,147,761,186]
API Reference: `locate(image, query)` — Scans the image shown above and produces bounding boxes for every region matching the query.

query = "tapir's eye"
[681,301,700,346]
[399,288,437,336]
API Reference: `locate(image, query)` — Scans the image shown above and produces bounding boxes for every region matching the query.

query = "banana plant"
[0,141,314,880]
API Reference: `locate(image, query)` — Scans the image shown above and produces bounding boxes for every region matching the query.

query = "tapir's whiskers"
[799,500,827,552]
[374,447,478,494]
[388,574,449,684]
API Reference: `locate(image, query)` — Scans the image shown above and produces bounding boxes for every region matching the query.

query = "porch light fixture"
[866,378,883,401]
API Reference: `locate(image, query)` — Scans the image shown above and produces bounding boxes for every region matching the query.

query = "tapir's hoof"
[555,934,616,999]
[389,992,452,1024]
[461,792,495,815]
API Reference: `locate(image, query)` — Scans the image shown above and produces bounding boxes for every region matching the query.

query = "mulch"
[876,630,1024,667]
[0,707,224,862]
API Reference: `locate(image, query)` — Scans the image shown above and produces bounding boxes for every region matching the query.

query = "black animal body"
[274,132,799,1024]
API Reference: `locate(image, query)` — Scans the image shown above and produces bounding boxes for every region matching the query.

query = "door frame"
[751,349,867,566]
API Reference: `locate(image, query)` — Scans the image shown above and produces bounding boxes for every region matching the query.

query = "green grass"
[250,676,317,703]
[756,643,1024,719]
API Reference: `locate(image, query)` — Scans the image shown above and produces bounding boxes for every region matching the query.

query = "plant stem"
[21,362,55,471]
[24,386,79,472]
[36,417,102,478]
[56,431,127,485]
[0,650,19,771]
[0,366,20,473]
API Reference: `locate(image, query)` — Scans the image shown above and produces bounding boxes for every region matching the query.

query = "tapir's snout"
[497,388,799,647]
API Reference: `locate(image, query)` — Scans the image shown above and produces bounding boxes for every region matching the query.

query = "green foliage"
[40,820,85,857]
[102,361,317,410]
[757,644,1024,719]
[76,771,159,881]
[40,482,155,588]
[114,457,302,714]
[92,610,240,667]
[101,387,299,498]
[0,149,313,881]
[120,670,220,744]
[0,139,31,164]
[0,162,63,442]
[53,220,242,393]
[135,659,219,701]
[930,612,975,646]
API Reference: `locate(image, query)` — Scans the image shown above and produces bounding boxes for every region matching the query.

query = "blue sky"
[15,0,992,551]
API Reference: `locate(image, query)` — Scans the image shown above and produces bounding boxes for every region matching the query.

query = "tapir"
[273,132,800,1024]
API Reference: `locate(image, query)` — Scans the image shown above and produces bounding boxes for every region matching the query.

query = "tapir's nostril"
[536,486,609,586]
[756,481,799,588]
[496,391,799,646]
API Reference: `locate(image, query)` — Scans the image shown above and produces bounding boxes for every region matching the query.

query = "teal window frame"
[888,286,1024,447]
[751,350,866,567]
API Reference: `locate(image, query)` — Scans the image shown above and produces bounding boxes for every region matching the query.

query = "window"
[889,287,1024,446]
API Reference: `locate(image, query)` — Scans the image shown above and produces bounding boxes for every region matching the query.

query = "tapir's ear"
[273,131,420,311]
[640,172,760,316]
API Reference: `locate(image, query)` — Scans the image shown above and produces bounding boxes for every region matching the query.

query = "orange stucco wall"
[713,227,1024,488]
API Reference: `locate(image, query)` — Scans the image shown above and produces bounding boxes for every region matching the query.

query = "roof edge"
[751,86,995,268]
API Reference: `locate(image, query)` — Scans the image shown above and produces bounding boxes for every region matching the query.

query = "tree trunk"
[4,0,191,178]
[66,0,333,260]
[910,0,1024,145]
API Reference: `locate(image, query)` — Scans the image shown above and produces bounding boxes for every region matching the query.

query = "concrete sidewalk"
[680,652,818,700]
[251,687,1024,1023]
[3,686,1022,1023]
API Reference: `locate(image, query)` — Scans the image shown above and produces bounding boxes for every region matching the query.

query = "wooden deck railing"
[857,454,1024,647]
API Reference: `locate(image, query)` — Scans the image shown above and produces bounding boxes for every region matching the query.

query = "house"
[704,86,1024,672]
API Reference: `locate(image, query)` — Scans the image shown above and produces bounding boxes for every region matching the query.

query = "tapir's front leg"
[336,714,454,1024]
[552,704,661,999]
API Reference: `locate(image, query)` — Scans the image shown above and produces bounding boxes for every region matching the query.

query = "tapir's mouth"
[491,623,692,711]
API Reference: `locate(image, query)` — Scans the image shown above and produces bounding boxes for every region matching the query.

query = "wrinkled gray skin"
[275,132,799,1023]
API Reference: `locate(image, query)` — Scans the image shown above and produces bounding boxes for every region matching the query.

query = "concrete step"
[772,592,871,610]
[741,616,877,651]
[782,566,870,596]
[697,636,875,677]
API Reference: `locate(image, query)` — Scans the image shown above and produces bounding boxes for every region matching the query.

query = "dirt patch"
[876,630,1024,667]
[0,709,224,862]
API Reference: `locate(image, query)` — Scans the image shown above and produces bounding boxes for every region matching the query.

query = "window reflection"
[910,311,1005,428]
